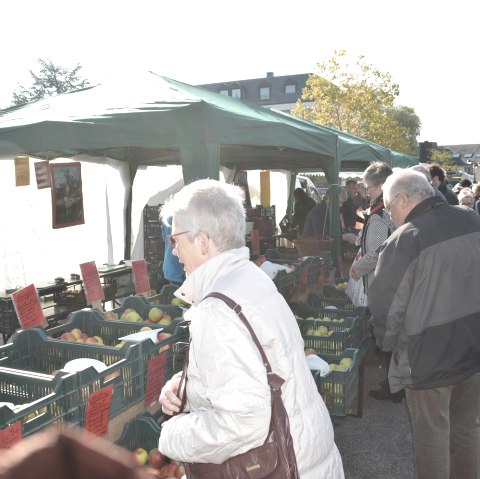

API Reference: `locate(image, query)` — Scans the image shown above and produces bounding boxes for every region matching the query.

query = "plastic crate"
[47,308,180,346]
[297,315,357,357]
[145,221,162,237]
[149,284,180,305]
[115,412,163,452]
[112,295,183,323]
[272,269,297,300]
[311,348,359,416]
[0,328,144,424]
[145,205,161,222]
[0,299,20,338]
[307,292,357,310]
[0,367,78,437]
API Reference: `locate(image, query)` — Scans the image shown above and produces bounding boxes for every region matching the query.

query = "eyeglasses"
[384,194,401,215]
[166,230,190,248]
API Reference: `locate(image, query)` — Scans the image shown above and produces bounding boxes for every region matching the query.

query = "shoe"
[369,387,405,403]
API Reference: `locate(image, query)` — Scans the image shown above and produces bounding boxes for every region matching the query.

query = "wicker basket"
[293,236,333,256]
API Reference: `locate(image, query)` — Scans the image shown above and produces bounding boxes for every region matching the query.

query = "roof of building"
[440,144,480,165]
[198,72,312,106]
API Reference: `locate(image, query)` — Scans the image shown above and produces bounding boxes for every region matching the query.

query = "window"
[219,89,229,96]
[285,83,296,94]
[231,88,241,99]
[464,153,473,159]
[259,86,270,100]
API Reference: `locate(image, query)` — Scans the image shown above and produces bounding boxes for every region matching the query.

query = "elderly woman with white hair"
[157,179,344,479]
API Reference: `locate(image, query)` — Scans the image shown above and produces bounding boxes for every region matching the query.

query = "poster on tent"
[50,162,85,229]
[34,160,51,189]
[132,259,151,295]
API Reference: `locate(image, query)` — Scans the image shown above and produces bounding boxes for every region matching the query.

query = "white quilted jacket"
[158,247,344,479]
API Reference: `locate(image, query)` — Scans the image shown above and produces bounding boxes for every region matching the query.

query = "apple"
[148,448,167,469]
[159,464,178,477]
[305,316,315,321]
[93,336,104,344]
[340,357,353,368]
[114,341,126,349]
[80,332,89,341]
[125,311,142,322]
[148,307,164,323]
[315,326,329,336]
[322,316,332,322]
[174,463,186,478]
[132,447,149,466]
[85,336,99,344]
[158,314,172,326]
[60,332,75,341]
[306,328,316,336]
[334,364,349,372]
[70,328,82,340]
[120,308,136,320]
[103,311,119,321]
[304,348,318,356]
[140,326,153,332]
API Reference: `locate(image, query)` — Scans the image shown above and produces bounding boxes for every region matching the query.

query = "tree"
[431,150,455,171]
[11,58,90,106]
[291,50,418,155]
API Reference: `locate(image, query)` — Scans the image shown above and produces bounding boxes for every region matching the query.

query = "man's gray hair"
[410,164,432,183]
[161,179,246,252]
[382,169,435,203]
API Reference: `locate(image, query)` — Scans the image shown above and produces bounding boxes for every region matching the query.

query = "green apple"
[132,447,148,466]
[148,307,164,323]
[322,316,332,322]
[340,357,353,368]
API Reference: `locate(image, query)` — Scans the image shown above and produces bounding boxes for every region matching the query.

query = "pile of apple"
[132,447,185,478]
[103,307,173,326]
[59,328,105,344]
[170,297,189,307]
[336,281,348,291]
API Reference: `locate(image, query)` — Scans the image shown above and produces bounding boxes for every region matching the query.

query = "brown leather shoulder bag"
[178,292,300,479]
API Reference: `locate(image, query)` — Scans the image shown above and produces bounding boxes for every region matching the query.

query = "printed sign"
[0,421,22,449]
[145,354,167,406]
[11,284,47,329]
[85,384,114,436]
[132,259,151,294]
[80,261,105,305]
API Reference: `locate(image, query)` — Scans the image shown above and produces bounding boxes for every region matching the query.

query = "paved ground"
[334,346,415,479]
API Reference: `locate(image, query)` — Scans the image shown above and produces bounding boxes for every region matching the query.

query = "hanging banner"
[260,170,271,207]
[50,162,85,229]
[34,161,51,189]
[14,156,30,187]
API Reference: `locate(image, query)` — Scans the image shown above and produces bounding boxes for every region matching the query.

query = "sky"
[1,0,477,146]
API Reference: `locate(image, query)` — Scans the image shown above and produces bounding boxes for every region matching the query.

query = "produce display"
[132,447,186,478]
[104,306,173,326]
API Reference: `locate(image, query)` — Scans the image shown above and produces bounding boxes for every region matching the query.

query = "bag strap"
[204,292,285,391]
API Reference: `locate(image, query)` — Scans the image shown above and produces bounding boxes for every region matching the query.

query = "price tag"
[251,229,260,254]
[301,267,309,292]
[132,259,151,295]
[0,421,22,449]
[80,261,105,305]
[11,284,47,330]
[84,384,114,436]
[145,354,167,406]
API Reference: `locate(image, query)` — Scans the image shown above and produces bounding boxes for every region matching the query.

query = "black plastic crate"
[115,412,162,452]
[311,348,359,416]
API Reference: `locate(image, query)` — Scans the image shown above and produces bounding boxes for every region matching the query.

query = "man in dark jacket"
[428,163,459,205]
[368,169,480,479]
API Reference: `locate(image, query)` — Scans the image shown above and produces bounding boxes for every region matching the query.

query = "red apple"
[60,332,75,341]
[148,448,167,469]
[132,447,148,466]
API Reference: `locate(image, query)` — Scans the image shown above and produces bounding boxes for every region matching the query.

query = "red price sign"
[301,267,309,292]
[85,384,114,436]
[132,259,151,294]
[11,284,47,330]
[145,354,167,406]
[251,229,260,254]
[80,261,105,305]
[0,421,22,449]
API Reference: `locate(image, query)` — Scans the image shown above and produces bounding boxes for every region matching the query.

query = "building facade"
[198,72,312,113]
